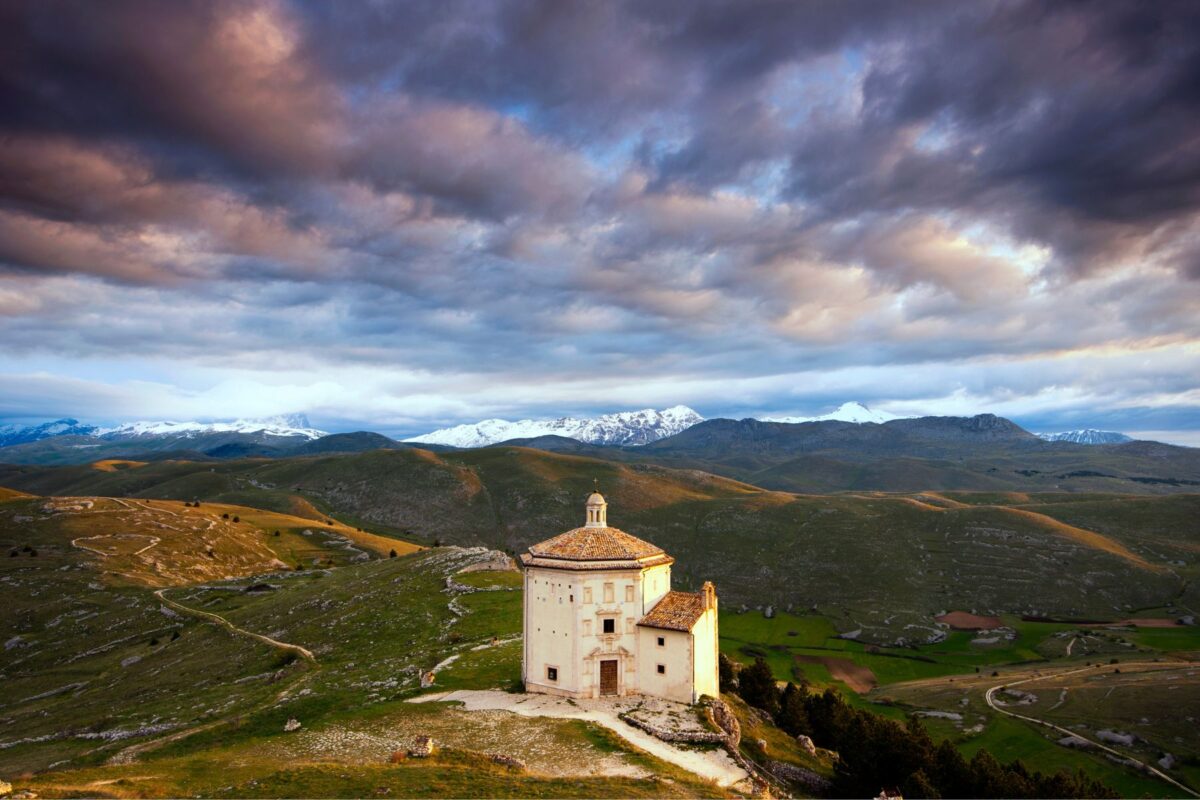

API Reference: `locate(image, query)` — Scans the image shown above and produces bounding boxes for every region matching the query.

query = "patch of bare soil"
[266,708,648,779]
[794,654,877,693]
[936,611,1004,630]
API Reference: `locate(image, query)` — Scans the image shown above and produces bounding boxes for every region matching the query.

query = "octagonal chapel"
[520,491,719,704]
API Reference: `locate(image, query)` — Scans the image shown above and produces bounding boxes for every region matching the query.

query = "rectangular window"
[657,664,666,675]
[603,582,614,603]
[547,666,558,681]
[625,617,634,633]
[583,587,592,603]
[583,620,592,636]
[624,585,634,602]
[657,636,665,647]
[603,618,615,634]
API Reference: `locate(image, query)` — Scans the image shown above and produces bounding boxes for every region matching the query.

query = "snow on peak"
[405,406,704,448]
[763,401,902,425]
[0,418,99,447]
[1037,429,1132,445]
[99,414,327,440]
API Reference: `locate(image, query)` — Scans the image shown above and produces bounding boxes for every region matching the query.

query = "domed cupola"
[585,489,607,528]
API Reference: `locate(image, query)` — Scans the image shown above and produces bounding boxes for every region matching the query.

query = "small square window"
[657,636,665,647]
[656,664,665,675]
[603,618,615,634]
[547,666,558,681]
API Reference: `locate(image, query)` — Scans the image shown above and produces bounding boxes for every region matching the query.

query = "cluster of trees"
[728,656,1116,799]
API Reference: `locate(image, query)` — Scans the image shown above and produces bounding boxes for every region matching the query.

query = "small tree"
[273,530,280,537]
[222,513,229,519]
[232,515,240,523]
[737,656,780,715]
[718,652,738,692]
[389,549,398,558]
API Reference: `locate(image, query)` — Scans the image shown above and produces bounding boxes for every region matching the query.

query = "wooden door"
[599,659,618,695]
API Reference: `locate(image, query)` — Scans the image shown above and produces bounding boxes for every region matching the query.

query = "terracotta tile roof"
[527,526,665,562]
[638,590,707,632]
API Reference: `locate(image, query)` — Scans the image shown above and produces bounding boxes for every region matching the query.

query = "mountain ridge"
[404,405,703,447]
[1038,429,1133,445]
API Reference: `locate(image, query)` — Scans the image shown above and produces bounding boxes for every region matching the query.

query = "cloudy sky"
[1,1,1198,443]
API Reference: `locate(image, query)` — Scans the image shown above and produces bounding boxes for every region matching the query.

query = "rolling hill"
[3,447,1195,644]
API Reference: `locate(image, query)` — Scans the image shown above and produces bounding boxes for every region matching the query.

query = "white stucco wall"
[525,565,649,697]
[690,600,720,700]
[635,626,694,703]
[523,556,717,703]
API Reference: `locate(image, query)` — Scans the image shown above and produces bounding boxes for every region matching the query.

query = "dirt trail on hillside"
[866,494,1161,571]
[991,506,1160,571]
[108,590,318,765]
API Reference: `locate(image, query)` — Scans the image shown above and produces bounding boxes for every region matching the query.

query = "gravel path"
[983,664,1199,798]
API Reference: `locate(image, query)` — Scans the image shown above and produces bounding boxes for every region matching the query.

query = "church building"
[520,491,719,704]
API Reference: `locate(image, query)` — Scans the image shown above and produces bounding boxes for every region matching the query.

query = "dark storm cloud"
[0,0,1197,435]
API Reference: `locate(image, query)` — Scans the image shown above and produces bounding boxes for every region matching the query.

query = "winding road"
[983,664,1199,798]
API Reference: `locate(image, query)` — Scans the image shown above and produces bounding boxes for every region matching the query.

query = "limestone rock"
[408,736,435,757]
[0,779,12,797]
[283,718,302,732]
[796,734,818,755]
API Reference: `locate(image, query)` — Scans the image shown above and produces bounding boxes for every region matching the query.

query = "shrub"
[149,637,160,646]
[389,549,398,558]
[222,513,229,519]
[232,515,240,523]
[171,630,180,641]
[273,530,280,537]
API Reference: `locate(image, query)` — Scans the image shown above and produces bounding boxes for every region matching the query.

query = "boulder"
[408,736,435,758]
[796,734,818,755]
[283,718,302,732]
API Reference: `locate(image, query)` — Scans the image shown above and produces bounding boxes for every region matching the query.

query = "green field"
[721,606,1200,798]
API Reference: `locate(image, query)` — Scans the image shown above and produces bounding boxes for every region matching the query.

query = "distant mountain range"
[0,414,325,448]
[0,405,1156,468]
[404,405,704,447]
[1036,429,1133,444]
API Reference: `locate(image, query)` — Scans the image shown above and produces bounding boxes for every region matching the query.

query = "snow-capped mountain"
[98,414,326,441]
[762,401,902,425]
[0,418,99,447]
[406,406,704,448]
[1037,429,1132,445]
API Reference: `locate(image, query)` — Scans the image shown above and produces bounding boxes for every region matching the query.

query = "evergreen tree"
[718,653,737,692]
[736,656,779,715]
[776,681,811,737]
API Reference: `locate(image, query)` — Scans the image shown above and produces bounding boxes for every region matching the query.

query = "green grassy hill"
[1,488,731,797]
[3,450,1197,643]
